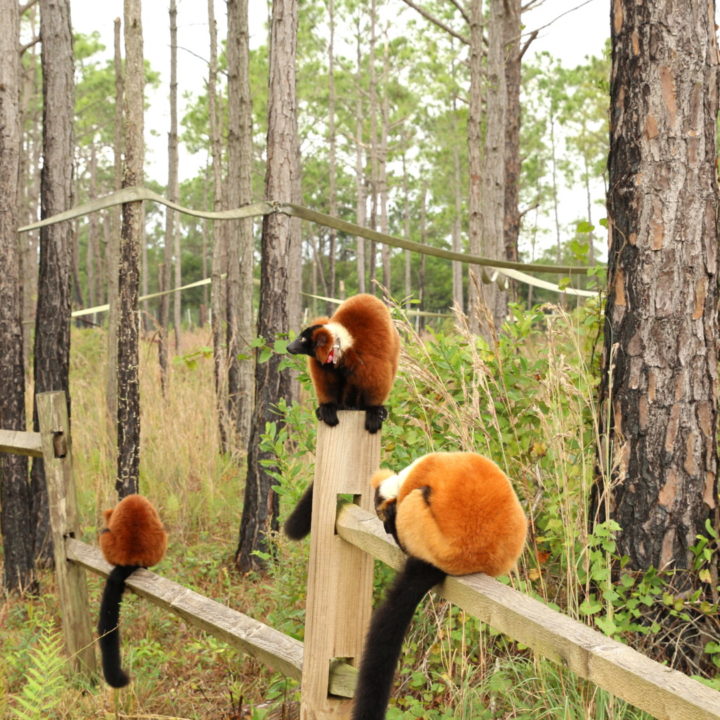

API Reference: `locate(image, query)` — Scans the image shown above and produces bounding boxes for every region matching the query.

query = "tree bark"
[106,17,123,442]
[596,0,719,580]
[466,0,484,331]
[208,0,230,452]
[31,0,75,564]
[226,0,255,450]
[326,0,337,310]
[117,0,144,498]
[159,0,178,397]
[479,0,507,332]
[236,0,299,574]
[0,0,35,593]
[503,0,522,302]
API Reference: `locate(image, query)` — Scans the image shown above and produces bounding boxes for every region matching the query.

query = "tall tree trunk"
[236,0,299,574]
[378,28,391,295]
[106,17,123,442]
[367,0,378,293]
[451,89,464,312]
[87,144,99,323]
[226,0,255,450]
[116,0,144,498]
[596,0,719,597]
[354,20,366,294]
[160,0,178,396]
[466,0,484,331]
[208,0,230,452]
[0,0,35,593]
[479,0,507,333]
[326,0,337,311]
[503,0,521,303]
[19,21,40,372]
[31,0,75,563]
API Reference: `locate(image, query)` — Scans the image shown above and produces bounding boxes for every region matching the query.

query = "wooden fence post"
[300,411,380,719]
[36,391,97,675]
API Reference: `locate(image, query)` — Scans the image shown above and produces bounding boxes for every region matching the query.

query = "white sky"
[68,0,610,185]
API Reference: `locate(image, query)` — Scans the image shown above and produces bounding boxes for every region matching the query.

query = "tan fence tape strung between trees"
[18,185,600,302]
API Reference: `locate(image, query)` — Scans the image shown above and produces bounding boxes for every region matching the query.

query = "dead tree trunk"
[117,0,144,498]
[236,0,299,574]
[31,0,75,564]
[0,0,35,593]
[596,0,719,593]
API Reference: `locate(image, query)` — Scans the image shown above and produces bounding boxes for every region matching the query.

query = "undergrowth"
[2,305,718,718]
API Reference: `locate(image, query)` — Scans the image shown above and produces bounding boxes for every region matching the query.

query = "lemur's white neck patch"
[377,454,429,501]
[324,322,354,364]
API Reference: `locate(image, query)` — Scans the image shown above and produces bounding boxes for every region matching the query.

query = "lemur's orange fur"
[100,494,168,568]
[305,294,399,409]
[371,452,527,576]
[354,453,527,720]
[98,494,167,688]
[284,294,400,541]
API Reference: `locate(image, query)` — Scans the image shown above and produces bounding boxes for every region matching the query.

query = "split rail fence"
[2,391,720,719]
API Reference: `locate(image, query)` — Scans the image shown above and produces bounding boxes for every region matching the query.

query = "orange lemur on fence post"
[284,293,400,540]
[97,494,168,688]
[352,452,528,720]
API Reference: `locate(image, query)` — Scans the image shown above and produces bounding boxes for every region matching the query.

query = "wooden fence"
[2,391,720,720]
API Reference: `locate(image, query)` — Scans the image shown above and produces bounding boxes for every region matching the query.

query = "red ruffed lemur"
[97,494,168,688]
[284,293,400,540]
[352,452,528,720]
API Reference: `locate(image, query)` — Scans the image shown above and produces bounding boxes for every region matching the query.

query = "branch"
[19,0,39,15]
[518,29,539,62]
[446,0,470,25]
[399,0,469,45]
[20,36,40,55]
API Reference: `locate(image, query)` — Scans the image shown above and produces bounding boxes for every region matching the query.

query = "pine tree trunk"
[466,0,484,332]
[160,0,178,396]
[31,0,75,563]
[354,23,366,294]
[597,0,719,582]
[0,0,35,593]
[116,0,144,498]
[236,0,299,574]
[326,0,337,309]
[503,0,521,302]
[479,0,507,332]
[227,0,255,449]
[208,0,230,452]
[106,17,123,439]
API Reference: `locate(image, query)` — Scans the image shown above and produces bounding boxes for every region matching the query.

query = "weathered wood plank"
[336,503,720,720]
[37,391,97,675]
[66,538,304,680]
[301,411,379,719]
[0,429,43,457]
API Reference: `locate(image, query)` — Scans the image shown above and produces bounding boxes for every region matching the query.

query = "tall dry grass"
[69,326,242,544]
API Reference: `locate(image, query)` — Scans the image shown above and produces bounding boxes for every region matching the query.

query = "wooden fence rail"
[2,395,720,720]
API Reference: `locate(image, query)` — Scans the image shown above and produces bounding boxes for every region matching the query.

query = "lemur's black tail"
[98,564,139,688]
[352,557,446,720]
[284,483,314,540]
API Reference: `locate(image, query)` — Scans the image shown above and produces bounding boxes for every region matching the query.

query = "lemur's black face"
[287,325,322,357]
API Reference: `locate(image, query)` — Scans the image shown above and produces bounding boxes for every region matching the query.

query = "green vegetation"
[3,302,716,717]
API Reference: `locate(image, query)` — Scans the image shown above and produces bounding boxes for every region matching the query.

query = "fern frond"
[9,627,67,720]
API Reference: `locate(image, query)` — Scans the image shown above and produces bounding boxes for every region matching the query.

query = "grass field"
[2,306,713,719]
